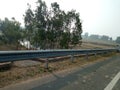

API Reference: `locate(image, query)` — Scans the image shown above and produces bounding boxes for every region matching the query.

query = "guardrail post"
[94,53,97,58]
[45,59,49,69]
[86,53,89,60]
[101,52,104,56]
[71,55,74,63]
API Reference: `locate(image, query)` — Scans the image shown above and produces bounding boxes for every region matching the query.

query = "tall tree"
[35,0,48,49]
[24,4,34,48]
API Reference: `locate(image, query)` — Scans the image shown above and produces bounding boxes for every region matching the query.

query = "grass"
[0,52,118,88]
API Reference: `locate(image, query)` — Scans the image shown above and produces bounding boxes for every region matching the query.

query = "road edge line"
[104,71,120,90]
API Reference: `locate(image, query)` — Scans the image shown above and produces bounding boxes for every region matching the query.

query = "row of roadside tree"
[0,0,82,50]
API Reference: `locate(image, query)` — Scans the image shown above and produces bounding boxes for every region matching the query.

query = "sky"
[0,0,120,40]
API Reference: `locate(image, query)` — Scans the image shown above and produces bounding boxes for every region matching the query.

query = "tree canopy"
[0,0,82,50]
[24,0,82,49]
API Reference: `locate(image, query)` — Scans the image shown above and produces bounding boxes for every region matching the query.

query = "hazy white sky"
[0,0,120,40]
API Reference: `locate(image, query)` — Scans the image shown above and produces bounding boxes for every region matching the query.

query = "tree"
[62,10,82,48]
[116,37,120,44]
[24,0,82,49]
[35,0,50,49]
[60,32,70,49]
[24,4,34,48]
[0,18,23,49]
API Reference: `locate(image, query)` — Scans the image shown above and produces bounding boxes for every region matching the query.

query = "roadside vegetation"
[0,0,82,50]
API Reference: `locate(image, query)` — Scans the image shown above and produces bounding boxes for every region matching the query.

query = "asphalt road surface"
[1,55,120,90]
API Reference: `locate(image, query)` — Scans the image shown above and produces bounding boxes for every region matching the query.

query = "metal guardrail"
[0,49,117,63]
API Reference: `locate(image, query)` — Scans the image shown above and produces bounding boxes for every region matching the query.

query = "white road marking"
[104,71,120,90]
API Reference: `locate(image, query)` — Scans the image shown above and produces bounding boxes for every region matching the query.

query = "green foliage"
[24,4,34,44]
[60,32,70,49]
[0,18,23,47]
[24,0,82,49]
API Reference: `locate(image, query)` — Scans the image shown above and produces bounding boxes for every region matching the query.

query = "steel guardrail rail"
[0,48,118,63]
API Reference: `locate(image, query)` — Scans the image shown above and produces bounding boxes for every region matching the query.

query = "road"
[1,55,120,90]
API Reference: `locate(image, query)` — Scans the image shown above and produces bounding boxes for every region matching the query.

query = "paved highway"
[1,55,120,90]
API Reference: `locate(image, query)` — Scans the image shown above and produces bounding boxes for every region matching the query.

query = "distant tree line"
[83,32,113,41]
[83,32,120,44]
[0,0,82,49]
